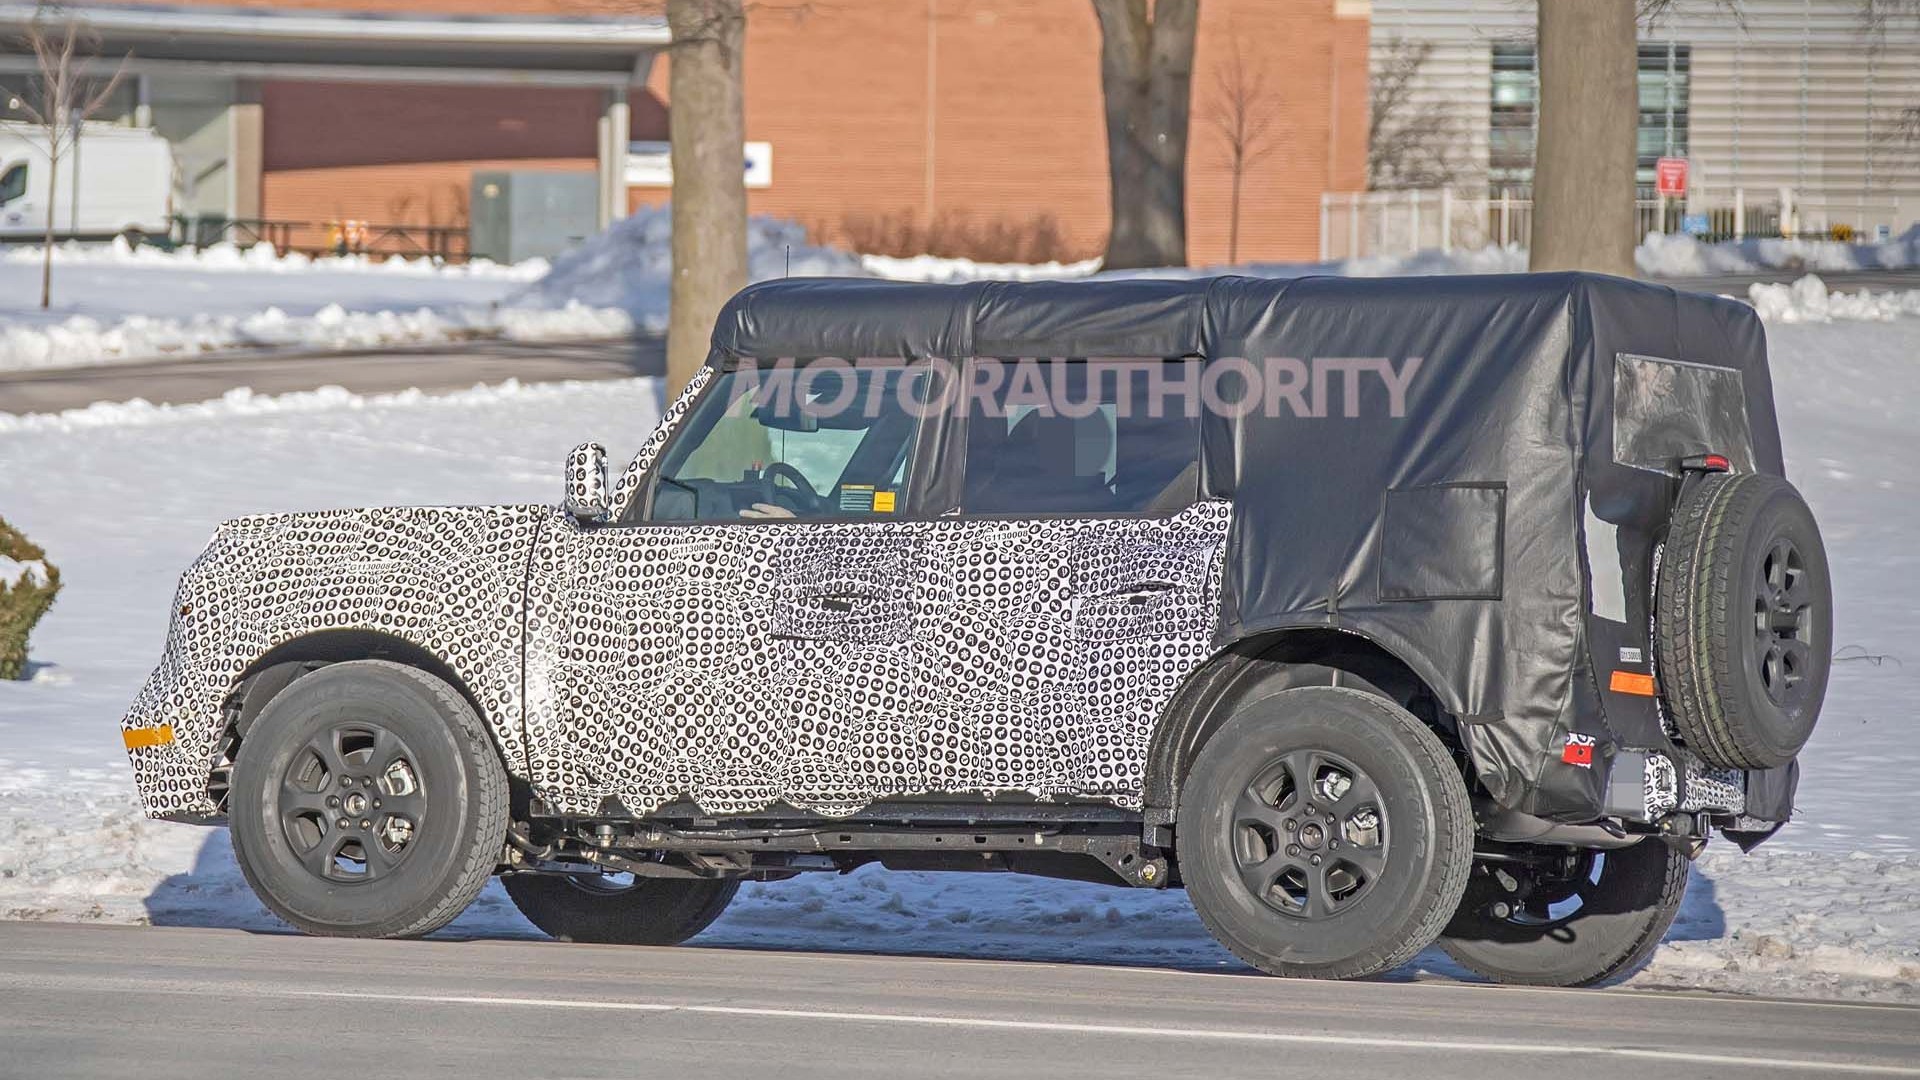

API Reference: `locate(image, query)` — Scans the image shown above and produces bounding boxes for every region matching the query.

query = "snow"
[0,555,48,588]
[0,239,625,373]
[861,253,1105,283]
[4,235,549,281]
[1746,274,1920,324]
[13,212,1920,375]
[1,316,1918,999]
[506,207,861,331]
[1636,227,1920,278]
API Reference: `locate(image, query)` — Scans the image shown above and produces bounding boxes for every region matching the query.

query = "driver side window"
[637,362,933,524]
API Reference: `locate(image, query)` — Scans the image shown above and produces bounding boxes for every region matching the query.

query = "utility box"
[469,170,599,264]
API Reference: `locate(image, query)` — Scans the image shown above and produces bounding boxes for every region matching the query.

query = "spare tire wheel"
[1655,471,1832,770]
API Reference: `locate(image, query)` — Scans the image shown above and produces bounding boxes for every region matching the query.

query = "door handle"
[1112,581,1179,605]
[803,591,875,614]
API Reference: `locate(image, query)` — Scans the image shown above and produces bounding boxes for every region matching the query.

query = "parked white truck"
[0,122,173,242]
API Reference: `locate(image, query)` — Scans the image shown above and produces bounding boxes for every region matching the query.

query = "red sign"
[1655,157,1689,197]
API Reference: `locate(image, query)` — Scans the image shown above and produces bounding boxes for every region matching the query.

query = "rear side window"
[1614,353,1756,475]
[0,163,25,206]
[961,359,1200,515]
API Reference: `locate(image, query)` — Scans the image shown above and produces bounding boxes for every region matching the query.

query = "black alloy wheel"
[1232,749,1389,921]
[275,721,428,884]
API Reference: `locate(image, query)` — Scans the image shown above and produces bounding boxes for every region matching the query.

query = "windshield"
[638,363,935,523]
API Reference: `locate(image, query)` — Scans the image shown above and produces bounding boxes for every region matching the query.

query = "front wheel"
[1177,685,1474,980]
[504,872,738,944]
[228,660,509,938]
[1439,838,1688,987]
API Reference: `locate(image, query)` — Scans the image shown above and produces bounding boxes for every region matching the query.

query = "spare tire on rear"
[1656,471,1831,770]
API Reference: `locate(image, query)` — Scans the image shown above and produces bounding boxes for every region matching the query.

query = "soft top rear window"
[1614,353,1756,475]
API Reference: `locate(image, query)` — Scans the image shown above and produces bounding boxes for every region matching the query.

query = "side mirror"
[563,442,610,522]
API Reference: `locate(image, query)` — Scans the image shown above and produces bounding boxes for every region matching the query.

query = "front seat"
[970,408,1114,513]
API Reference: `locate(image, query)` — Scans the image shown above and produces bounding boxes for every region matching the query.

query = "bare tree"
[1203,42,1277,265]
[1092,0,1197,270]
[1367,39,1466,191]
[1,3,127,309]
[665,0,749,395]
[1530,0,1636,275]
[1859,1,1920,162]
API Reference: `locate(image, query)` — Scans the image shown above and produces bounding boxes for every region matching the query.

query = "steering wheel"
[758,461,823,513]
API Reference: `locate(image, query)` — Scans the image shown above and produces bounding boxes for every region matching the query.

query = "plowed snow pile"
[0,321,1916,1000]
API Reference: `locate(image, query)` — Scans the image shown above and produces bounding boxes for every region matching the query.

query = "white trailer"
[0,121,174,242]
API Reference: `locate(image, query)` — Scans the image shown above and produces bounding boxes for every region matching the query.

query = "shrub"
[0,517,61,681]
[833,210,1094,265]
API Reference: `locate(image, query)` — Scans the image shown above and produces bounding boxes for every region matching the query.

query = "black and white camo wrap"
[1643,748,1747,819]
[521,501,1231,818]
[122,505,544,819]
[124,365,1234,822]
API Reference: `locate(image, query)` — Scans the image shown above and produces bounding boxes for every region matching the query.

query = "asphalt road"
[0,922,1914,1080]
[1664,267,1920,296]
[0,335,661,415]
[3,266,1919,416]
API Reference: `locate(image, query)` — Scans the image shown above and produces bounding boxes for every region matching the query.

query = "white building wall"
[1371,0,1920,231]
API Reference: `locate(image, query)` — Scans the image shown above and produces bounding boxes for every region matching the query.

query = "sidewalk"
[0,336,659,415]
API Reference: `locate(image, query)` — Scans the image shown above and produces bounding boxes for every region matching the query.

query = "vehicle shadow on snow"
[142,829,1730,986]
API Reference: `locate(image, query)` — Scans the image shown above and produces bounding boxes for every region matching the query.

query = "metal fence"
[169,215,471,262]
[1320,188,1909,261]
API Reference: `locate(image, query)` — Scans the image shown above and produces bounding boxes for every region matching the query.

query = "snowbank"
[862,253,1105,283]
[1,235,549,281]
[0,376,618,435]
[1747,274,1920,324]
[1637,227,1920,278]
[3,317,1920,999]
[508,207,862,331]
[20,208,1920,377]
[0,300,631,373]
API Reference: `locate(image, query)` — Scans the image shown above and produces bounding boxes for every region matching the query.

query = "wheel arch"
[210,629,514,813]
[1143,627,1461,827]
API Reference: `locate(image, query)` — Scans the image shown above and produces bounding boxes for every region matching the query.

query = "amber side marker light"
[1609,670,1657,696]
[122,725,175,749]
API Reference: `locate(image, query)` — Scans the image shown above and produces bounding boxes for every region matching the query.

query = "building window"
[1486,41,1691,190]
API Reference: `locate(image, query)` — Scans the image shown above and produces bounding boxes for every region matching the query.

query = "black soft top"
[709,273,1784,822]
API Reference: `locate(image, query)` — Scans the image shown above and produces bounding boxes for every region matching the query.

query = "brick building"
[0,0,1370,265]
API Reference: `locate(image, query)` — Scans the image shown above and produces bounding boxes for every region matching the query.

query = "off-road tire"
[1178,686,1473,980]
[504,873,739,945]
[229,660,509,938]
[1439,838,1689,987]
[1657,471,1831,769]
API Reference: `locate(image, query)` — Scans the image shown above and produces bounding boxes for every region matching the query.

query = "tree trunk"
[1228,154,1243,265]
[1093,0,1197,270]
[40,140,57,310]
[1530,0,1637,276]
[666,0,749,395]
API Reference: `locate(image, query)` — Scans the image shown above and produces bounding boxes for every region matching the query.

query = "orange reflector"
[1609,671,1657,696]
[122,725,175,749]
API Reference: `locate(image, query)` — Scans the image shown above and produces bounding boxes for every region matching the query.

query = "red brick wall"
[147,0,1369,265]
[258,81,667,250]
[724,0,1365,265]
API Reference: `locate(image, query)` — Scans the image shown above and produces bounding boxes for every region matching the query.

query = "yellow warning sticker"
[122,725,175,750]
[873,490,897,513]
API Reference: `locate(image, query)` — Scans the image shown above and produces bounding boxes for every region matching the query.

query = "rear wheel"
[229,660,509,938]
[1177,686,1473,980]
[504,871,738,945]
[1439,838,1688,987]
